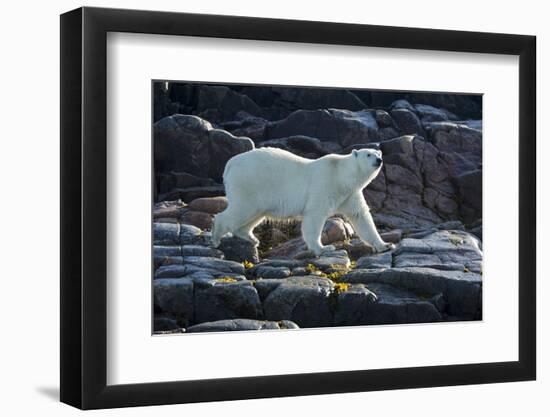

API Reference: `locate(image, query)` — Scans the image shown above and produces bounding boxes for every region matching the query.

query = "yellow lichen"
[463,267,470,273]
[306,263,319,273]
[242,260,254,269]
[214,277,238,283]
[333,283,350,293]
[326,270,347,282]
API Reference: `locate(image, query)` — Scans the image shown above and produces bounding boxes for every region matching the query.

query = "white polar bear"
[211,147,395,256]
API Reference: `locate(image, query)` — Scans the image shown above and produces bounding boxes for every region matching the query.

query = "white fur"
[211,147,394,256]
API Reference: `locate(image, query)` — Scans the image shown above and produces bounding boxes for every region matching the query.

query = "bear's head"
[352,148,383,182]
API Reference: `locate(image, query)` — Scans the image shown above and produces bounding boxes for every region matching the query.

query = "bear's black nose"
[375,157,383,167]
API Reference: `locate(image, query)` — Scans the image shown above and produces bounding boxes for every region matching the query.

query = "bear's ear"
[352,149,358,157]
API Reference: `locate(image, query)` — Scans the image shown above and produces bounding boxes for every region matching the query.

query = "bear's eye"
[367,154,371,157]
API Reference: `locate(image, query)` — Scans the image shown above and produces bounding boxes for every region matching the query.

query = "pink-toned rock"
[188,196,228,214]
[181,210,214,230]
[153,205,183,219]
[381,229,403,244]
[322,217,353,244]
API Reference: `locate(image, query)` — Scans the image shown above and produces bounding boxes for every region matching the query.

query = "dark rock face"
[154,114,254,182]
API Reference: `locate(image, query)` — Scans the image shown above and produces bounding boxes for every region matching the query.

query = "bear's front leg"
[338,192,395,253]
[301,214,335,256]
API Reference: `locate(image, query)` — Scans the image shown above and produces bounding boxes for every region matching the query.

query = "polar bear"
[211,147,395,256]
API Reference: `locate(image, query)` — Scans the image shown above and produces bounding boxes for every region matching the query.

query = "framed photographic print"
[60,6,536,409]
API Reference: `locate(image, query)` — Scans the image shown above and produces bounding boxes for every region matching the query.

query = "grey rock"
[218,235,260,263]
[182,256,246,275]
[186,319,298,333]
[154,278,194,325]
[255,266,291,279]
[394,230,482,273]
[356,251,393,269]
[153,222,203,245]
[194,280,263,323]
[154,244,224,259]
[154,263,247,280]
[337,282,442,325]
[305,249,351,270]
[342,267,481,318]
[263,277,335,327]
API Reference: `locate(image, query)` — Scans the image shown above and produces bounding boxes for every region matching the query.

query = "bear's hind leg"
[233,216,265,246]
[301,214,335,256]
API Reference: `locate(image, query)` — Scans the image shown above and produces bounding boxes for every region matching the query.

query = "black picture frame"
[60,6,536,410]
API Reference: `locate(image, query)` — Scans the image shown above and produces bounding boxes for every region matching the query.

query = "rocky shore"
[152,83,483,334]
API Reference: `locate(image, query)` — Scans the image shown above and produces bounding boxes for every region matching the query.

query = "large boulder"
[194,280,263,323]
[263,277,335,327]
[154,114,254,182]
[342,267,482,319]
[264,109,380,147]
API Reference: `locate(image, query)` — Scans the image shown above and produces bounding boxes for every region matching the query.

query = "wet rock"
[263,277,335,327]
[154,278,194,325]
[194,280,263,323]
[342,267,481,318]
[154,114,254,182]
[188,196,228,214]
[356,251,392,269]
[218,236,260,263]
[186,318,299,332]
